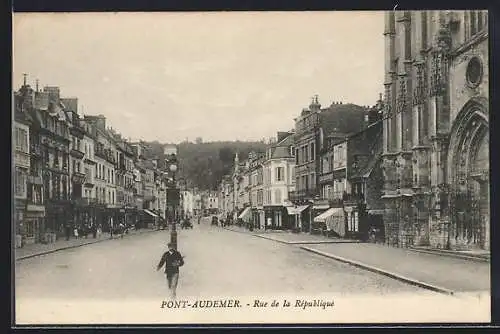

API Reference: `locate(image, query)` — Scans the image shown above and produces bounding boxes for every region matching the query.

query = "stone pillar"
[383,83,391,153]
[412,194,431,246]
[383,198,399,247]
[396,11,413,151]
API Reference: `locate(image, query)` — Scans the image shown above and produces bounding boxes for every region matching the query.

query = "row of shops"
[14,198,164,247]
[234,200,385,241]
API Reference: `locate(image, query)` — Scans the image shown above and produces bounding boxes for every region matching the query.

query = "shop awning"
[286,205,309,215]
[313,207,346,237]
[238,207,252,221]
[368,209,385,215]
[143,209,158,217]
[313,204,330,210]
[314,207,340,223]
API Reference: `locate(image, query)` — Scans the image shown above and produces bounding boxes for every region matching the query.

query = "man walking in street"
[156,242,184,300]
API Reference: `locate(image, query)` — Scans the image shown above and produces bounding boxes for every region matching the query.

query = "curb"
[224,227,359,245]
[15,229,161,261]
[254,234,360,245]
[300,246,455,295]
[408,247,490,263]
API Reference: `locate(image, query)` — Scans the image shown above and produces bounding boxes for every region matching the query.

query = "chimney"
[43,86,61,104]
[309,94,321,112]
[96,114,106,130]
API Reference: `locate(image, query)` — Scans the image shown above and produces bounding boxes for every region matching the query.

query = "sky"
[13,12,385,144]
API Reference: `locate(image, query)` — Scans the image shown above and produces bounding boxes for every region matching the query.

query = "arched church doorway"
[448,99,489,251]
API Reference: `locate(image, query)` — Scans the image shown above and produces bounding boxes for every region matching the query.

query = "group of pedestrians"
[64,221,101,241]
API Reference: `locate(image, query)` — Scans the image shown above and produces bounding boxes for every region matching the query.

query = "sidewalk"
[301,243,490,294]
[223,225,360,244]
[15,228,160,261]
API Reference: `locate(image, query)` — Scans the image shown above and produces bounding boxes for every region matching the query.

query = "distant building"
[163,144,178,157]
[203,191,219,215]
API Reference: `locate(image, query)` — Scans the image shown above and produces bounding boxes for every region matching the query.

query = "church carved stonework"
[412,62,426,106]
[383,11,488,251]
[381,154,398,192]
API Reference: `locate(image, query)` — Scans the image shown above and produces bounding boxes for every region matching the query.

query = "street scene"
[15,218,489,324]
[13,11,490,325]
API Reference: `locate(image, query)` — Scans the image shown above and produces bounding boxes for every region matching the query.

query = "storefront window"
[353,211,359,232]
[25,220,35,238]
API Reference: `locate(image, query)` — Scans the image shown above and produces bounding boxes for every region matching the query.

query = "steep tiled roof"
[14,93,34,125]
[350,123,383,179]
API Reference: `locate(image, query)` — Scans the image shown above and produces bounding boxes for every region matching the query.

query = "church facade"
[382,11,489,251]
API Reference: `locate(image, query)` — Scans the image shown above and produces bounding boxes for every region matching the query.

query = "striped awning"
[313,207,345,237]
[238,207,252,221]
[143,209,158,217]
[286,205,309,215]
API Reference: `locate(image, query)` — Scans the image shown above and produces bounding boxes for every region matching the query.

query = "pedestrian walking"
[110,217,114,239]
[156,242,185,300]
[73,225,79,239]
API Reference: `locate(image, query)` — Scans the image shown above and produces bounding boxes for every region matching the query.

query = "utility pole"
[165,151,179,250]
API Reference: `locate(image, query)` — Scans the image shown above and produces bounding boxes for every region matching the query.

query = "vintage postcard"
[12,11,490,326]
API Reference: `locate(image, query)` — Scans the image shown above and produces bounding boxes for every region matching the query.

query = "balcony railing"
[288,189,319,201]
[71,171,86,184]
[70,147,85,159]
[74,197,98,206]
[342,192,365,204]
[31,145,42,157]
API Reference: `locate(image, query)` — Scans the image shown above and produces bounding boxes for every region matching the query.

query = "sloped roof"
[13,93,34,125]
[61,98,78,113]
[350,126,383,179]
[268,133,294,159]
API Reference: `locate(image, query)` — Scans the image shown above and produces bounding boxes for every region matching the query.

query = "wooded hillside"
[142,140,267,190]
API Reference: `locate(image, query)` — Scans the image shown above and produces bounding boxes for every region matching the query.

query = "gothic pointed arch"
[446,97,489,249]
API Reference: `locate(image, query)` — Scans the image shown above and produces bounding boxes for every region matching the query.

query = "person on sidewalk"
[119,222,125,239]
[65,221,71,241]
[109,217,114,239]
[156,242,185,300]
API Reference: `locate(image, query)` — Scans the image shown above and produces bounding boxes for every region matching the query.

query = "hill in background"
[142,140,267,191]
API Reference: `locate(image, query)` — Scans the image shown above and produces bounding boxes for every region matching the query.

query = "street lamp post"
[169,163,178,250]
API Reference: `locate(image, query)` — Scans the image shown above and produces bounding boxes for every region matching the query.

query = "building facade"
[37,86,72,236]
[85,115,118,230]
[291,96,370,231]
[262,132,296,230]
[14,85,37,246]
[248,153,265,228]
[65,101,89,229]
[203,191,219,215]
[382,10,489,250]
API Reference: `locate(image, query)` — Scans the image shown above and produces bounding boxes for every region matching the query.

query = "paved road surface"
[19,219,477,324]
